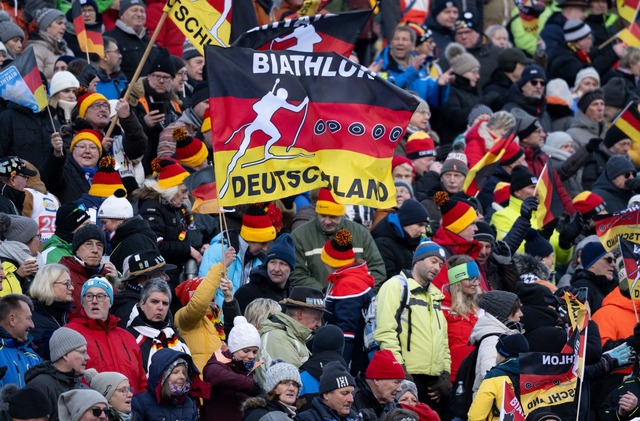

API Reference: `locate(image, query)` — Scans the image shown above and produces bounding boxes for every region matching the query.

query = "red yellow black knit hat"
[316,188,345,216]
[434,191,477,234]
[241,204,276,243]
[405,131,436,160]
[152,157,189,189]
[70,128,103,156]
[88,156,125,198]
[76,86,109,119]
[321,229,355,268]
[493,182,511,207]
[173,127,208,169]
[573,191,605,219]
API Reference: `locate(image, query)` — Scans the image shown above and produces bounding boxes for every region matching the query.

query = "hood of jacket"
[24,360,79,386]
[110,215,156,247]
[299,351,347,380]
[147,348,210,401]
[468,311,514,345]
[327,261,375,290]
[513,253,552,283]
[259,312,313,343]
[484,357,520,378]
[570,110,603,136]
[521,305,561,332]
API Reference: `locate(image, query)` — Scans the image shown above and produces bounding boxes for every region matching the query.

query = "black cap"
[498,48,533,72]
[0,156,37,178]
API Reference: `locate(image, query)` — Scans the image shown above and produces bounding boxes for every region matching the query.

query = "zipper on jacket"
[95,340,105,360]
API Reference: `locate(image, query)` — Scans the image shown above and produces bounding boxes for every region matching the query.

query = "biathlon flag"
[613,101,640,141]
[500,381,526,421]
[563,291,587,334]
[206,46,419,207]
[595,207,640,251]
[535,162,565,228]
[619,237,640,300]
[71,0,104,58]
[618,0,640,23]
[618,9,640,48]
[463,125,518,196]
[163,0,257,52]
[232,10,373,57]
[0,49,47,113]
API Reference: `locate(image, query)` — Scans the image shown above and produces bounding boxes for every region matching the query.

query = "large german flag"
[463,126,518,197]
[619,236,640,299]
[595,207,640,251]
[618,0,640,23]
[613,101,640,140]
[536,162,565,228]
[232,10,373,57]
[206,46,419,207]
[72,0,104,58]
[619,10,640,47]
[0,49,47,112]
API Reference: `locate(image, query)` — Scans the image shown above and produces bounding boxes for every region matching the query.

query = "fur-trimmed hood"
[131,185,164,203]
[242,397,268,413]
[513,253,552,283]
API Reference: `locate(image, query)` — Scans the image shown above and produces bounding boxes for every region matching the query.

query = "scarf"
[82,166,98,184]
[0,241,33,264]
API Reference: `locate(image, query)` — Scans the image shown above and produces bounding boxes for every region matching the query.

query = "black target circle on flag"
[389,126,403,142]
[372,124,385,140]
[524,382,532,389]
[348,122,365,136]
[553,379,560,385]
[314,120,326,135]
[327,120,341,133]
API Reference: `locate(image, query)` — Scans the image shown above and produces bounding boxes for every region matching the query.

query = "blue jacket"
[0,327,41,388]
[296,395,360,421]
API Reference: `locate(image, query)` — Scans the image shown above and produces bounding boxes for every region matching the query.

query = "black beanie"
[5,386,52,419]
[524,229,554,259]
[577,89,604,114]
[509,165,538,195]
[517,282,557,307]
[431,0,460,17]
[318,361,355,394]
[604,125,629,148]
[72,224,106,254]
[191,82,209,107]
[312,325,345,354]
[496,333,529,358]
[474,221,495,245]
[149,48,176,77]
[398,199,430,227]
[55,203,91,243]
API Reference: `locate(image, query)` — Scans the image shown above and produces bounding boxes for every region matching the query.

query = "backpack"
[448,333,500,419]
[362,271,410,355]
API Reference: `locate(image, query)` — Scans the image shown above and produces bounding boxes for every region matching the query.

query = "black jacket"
[547,42,618,87]
[242,397,295,421]
[234,265,290,314]
[592,168,634,213]
[25,361,84,421]
[111,286,142,329]
[298,350,348,412]
[502,84,552,132]
[103,25,157,81]
[370,214,418,279]
[40,154,91,205]
[581,146,611,191]
[297,396,361,421]
[432,75,481,145]
[570,269,617,313]
[521,305,568,353]
[109,215,159,273]
[482,69,515,111]
[30,300,72,360]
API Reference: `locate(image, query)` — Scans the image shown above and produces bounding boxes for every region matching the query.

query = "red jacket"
[59,256,111,315]
[66,310,148,393]
[524,147,576,215]
[145,0,186,56]
[442,290,478,379]
[464,121,497,168]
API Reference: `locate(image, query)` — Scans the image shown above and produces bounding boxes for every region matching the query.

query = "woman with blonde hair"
[442,254,481,380]
[29,263,74,359]
[244,298,282,331]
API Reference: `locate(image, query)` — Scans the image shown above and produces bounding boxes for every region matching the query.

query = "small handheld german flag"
[72,0,104,59]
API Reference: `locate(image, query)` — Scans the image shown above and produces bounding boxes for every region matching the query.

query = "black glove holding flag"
[586,138,603,153]
[520,196,539,220]
[557,212,583,250]
[626,176,640,193]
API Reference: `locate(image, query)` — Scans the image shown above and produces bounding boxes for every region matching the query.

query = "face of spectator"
[436,7,459,29]
[521,78,545,98]
[140,291,170,322]
[121,5,146,33]
[54,60,68,73]
[274,381,300,406]
[291,307,323,331]
[610,139,632,155]
[173,67,187,93]
[82,287,111,320]
[414,256,443,283]
[79,404,108,421]
[372,379,403,404]
[46,18,66,40]
[53,271,74,302]
[585,99,605,122]
[58,88,76,102]
[65,345,89,375]
[102,41,122,72]
[317,214,342,234]
[4,37,23,57]
[489,27,509,48]
[9,300,34,342]
[82,5,97,24]
[186,56,205,81]
[508,305,523,322]
[393,166,413,184]
[416,38,436,56]
[75,238,105,267]
[589,0,608,13]
[323,386,355,416]
[460,277,481,296]
[476,240,492,266]
[441,171,465,194]
[455,27,479,49]
[574,34,593,52]
[398,390,418,406]
[511,63,525,80]
[411,156,435,176]
[560,141,575,155]
[513,184,536,201]
[247,241,271,256]
[109,380,133,414]
[84,100,111,130]
[390,30,414,61]
[232,346,258,363]
[563,6,587,20]
[193,98,210,120]
[588,252,615,280]
[612,171,634,189]
[267,259,291,287]
[410,108,430,130]
[72,140,100,169]
[148,72,173,94]
[576,76,599,92]
[457,221,478,241]
[396,185,412,207]
[520,126,546,149]
[169,184,188,208]
[403,222,426,239]
[463,68,480,87]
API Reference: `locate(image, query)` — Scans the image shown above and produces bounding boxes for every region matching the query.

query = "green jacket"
[41,234,73,265]
[509,6,554,56]
[290,218,386,291]
[374,273,451,376]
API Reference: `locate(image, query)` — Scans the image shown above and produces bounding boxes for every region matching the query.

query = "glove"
[557,212,583,249]
[427,372,452,402]
[586,138,602,153]
[626,177,640,193]
[626,322,640,350]
[603,342,634,368]
[492,240,512,265]
[520,196,539,220]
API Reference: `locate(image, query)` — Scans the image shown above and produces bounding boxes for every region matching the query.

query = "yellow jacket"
[0,261,22,297]
[174,263,223,372]
[468,358,519,421]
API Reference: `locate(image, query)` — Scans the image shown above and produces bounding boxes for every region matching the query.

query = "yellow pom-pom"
[151,157,162,174]
[334,229,352,247]
[433,191,449,207]
[172,127,188,142]
[75,86,89,98]
[98,156,115,170]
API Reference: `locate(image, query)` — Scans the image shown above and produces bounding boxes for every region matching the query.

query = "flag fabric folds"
[618,10,640,48]
[612,101,640,141]
[619,236,640,299]
[463,127,517,196]
[535,162,565,228]
[563,291,587,333]
[618,0,640,23]
[0,49,47,113]
[232,10,373,57]
[500,380,526,421]
[71,0,104,58]
[206,46,419,207]
[594,207,640,251]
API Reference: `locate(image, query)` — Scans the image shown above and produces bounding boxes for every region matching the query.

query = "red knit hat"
[173,127,208,169]
[366,349,405,379]
[241,204,276,243]
[434,191,477,234]
[316,188,345,216]
[88,156,125,198]
[152,157,189,189]
[76,86,109,119]
[405,131,436,160]
[70,128,103,155]
[493,182,511,206]
[573,191,605,219]
[501,141,524,166]
[321,229,355,268]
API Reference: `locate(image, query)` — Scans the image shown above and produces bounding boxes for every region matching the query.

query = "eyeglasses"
[116,386,134,395]
[280,380,300,388]
[150,74,173,82]
[529,79,546,87]
[74,144,100,152]
[104,49,121,55]
[90,407,109,417]
[84,293,108,302]
[88,102,110,111]
[81,240,104,250]
[464,277,481,285]
[16,174,29,181]
[175,70,188,79]
[625,171,635,179]
[71,348,88,357]
[54,280,73,289]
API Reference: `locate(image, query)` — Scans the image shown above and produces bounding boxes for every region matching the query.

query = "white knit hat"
[574,67,600,89]
[49,71,79,97]
[97,189,133,220]
[227,316,261,353]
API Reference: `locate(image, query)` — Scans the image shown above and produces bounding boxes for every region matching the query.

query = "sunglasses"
[602,256,614,264]
[90,407,109,416]
[625,172,635,179]
[529,79,546,87]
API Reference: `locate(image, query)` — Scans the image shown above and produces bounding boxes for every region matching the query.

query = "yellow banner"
[563,292,587,333]
[163,0,231,51]
[298,0,322,16]
[521,378,577,415]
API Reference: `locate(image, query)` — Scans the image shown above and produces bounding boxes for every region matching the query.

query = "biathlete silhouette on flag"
[218,78,312,198]
[270,23,323,52]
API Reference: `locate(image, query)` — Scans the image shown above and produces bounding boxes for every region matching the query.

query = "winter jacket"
[442,294,478,380]
[290,217,385,291]
[198,230,263,308]
[371,213,420,279]
[296,396,360,421]
[325,261,374,365]
[111,287,142,329]
[546,41,619,88]
[104,20,157,81]
[468,358,521,421]
[0,103,59,171]
[592,287,640,362]
[255,312,312,387]
[144,0,184,56]
[582,145,614,191]
[570,269,617,313]
[30,300,72,360]
[174,262,224,372]
[23,32,74,82]
[502,84,552,132]
[523,147,576,215]
[234,265,290,314]
[298,351,348,412]
[353,374,397,419]
[600,374,640,421]
[373,271,451,375]
[592,164,635,213]
[202,348,261,421]
[242,397,296,421]
[438,35,502,93]
[40,153,92,206]
[521,305,567,353]
[42,234,74,264]
[0,261,23,297]
[431,75,481,145]
[95,66,128,100]
[464,120,499,168]
[59,256,111,314]
[542,142,591,198]
[0,327,41,388]
[132,348,210,421]
[508,6,554,56]
[25,361,83,421]
[126,306,190,373]
[425,14,455,55]
[109,215,159,273]
[468,312,518,394]
[482,70,516,112]
[539,11,567,53]
[566,110,606,149]
[65,310,148,393]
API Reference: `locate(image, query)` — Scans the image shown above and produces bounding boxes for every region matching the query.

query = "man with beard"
[291,188,386,291]
[95,37,128,100]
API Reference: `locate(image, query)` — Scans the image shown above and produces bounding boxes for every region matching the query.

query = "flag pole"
[218,210,226,277]
[45,106,63,156]
[104,9,170,138]
[574,324,588,421]
[533,161,547,196]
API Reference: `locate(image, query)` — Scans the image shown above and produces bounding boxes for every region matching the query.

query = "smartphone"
[575,287,588,304]
[148,102,164,114]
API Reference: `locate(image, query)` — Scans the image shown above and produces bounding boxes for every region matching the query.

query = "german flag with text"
[463,126,517,196]
[595,207,640,251]
[206,46,419,207]
[232,10,373,57]
[72,0,104,58]
[0,49,47,113]
[536,162,565,228]
[619,11,640,47]
[619,237,640,299]
[613,101,640,140]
